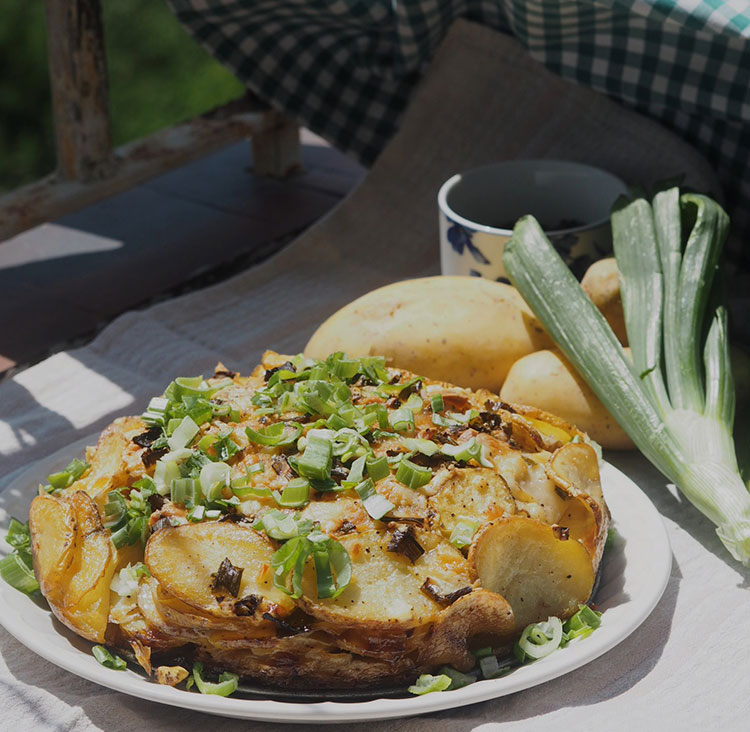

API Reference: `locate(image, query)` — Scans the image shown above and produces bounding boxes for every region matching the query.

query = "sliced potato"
[299,529,472,630]
[33,491,116,642]
[546,442,610,568]
[428,467,516,537]
[29,494,76,601]
[74,417,147,505]
[145,521,295,620]
[470,516,595,629]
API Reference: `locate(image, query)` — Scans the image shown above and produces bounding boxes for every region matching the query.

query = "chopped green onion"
[390,407,415,433]
[199,461,230,501]
[479,654,511,679]
[430,394,445,413]
[253,510,314,540]
[154,459,181,496]
[440,437,492,467]
[355,478,395,520]
[514,616,563,661]
[473,646,493,658]
[395,459,432,489]
[562,604,602,644]
[205,509,221,520]
[439,666,476,689]
[0,551,39,594]
[402,437,439,456]
[47,457,89,490]
[407,673,452,695]
[366,455,390,481]
[190,662,238,697]
[92,645,127,670]
[296,434,333,481]
[171,478,197,506]
[187,505,206,522]
[449,517,481,549]
[347,455,366,484]
[276,477,310,507]
[103,491,127,529]
[245,422,302,447]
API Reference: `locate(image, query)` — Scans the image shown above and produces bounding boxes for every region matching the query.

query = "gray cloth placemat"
[2,20,746,731]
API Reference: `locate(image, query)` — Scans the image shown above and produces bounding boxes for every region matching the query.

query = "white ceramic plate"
[0,438,671,724]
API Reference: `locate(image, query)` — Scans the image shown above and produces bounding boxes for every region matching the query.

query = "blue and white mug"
[438,160,628,281]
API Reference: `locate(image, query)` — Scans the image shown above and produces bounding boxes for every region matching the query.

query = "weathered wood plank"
[0,101,287,242]
[45,0,113,181]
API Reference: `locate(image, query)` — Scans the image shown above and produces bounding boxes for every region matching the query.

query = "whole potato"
[500,348,635,450]
[305,276,553,391]
[581,258,628,346]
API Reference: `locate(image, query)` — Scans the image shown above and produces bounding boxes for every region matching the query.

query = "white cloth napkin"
[2,20,746,731]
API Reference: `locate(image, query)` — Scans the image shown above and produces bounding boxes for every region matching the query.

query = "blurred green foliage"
[0,0,244,192]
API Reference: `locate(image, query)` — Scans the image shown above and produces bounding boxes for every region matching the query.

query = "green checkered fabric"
[168,1,750,261]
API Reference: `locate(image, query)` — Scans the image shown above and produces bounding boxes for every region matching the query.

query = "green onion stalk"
[502,189,750,565]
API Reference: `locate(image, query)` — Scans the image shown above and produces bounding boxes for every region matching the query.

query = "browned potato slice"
[65,491,113,607]
[428,467,517,537]
[144,521,295,620]
[546,442,610,569]
[299,530,472,630]
[73,417,147,505]
[34,491,115,642]
[29,494,76,601]
[470,516,595,630]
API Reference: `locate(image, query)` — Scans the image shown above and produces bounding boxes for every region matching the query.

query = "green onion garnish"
[390,407,415,433]
[439,666,475,689]
[0,551,39,595]
[187,505,206,522]
[514,616,564,662]
[395,459,432,489]
[245,422,302,447]
[253,510,314,540]
[440,437,491,467]
[171,478,197,506]
[354,478,395,520]
[296,434,333,481]
[276,477,310,508]
[402,437,439,456]
[430,394,445,413]
[562,604,602,644]
[199,461,230,501]
[449,517,481,549]
[46,457,90,490]
[347,455,366,484]
[190,662,238,696]
[92,645,127,670]
[103,491,127,529]
[407,673,452,695]
[365,455,390,482]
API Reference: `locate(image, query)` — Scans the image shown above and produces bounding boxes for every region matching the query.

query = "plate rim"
[0,437,672,723]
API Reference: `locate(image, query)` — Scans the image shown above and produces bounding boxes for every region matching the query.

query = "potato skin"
[581,258,628,346]
[500,349,635,450]
[305,276,552,391]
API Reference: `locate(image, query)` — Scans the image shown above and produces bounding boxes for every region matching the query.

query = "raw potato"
[469,516,595,630]
[581,258,628,345]
[500,348,635,449]
[305,276,553,391]
[145,522,295,620]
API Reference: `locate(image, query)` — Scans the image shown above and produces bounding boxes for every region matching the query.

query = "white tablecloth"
[2,20,747,731]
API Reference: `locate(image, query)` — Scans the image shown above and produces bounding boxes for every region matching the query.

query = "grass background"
[0,1,244,191]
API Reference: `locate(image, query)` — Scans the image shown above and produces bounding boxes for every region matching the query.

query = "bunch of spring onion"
[503,188,750,564]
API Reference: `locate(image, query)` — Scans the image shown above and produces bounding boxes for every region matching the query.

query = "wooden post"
[251,114,302,178]
[44,0,113,182]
